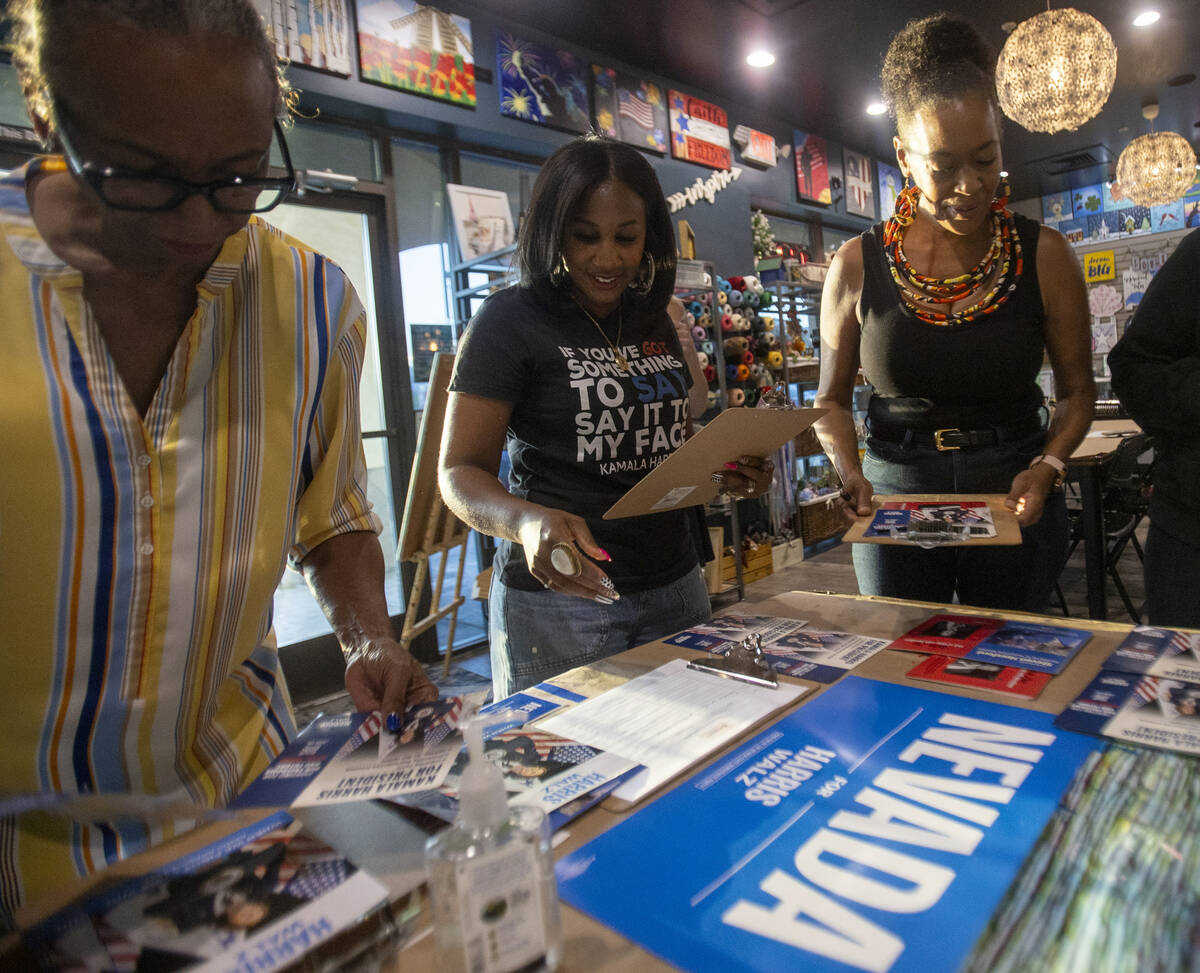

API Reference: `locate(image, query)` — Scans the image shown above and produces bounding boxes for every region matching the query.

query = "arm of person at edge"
[668,296,710,419]
[301,531,438,714]
[814,237,875,524]
[1003,226,1095,526]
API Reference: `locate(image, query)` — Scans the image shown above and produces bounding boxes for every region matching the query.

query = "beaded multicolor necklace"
[882,182,1023,325]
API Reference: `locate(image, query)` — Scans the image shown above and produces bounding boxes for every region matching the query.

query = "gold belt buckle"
[933,428,961,451]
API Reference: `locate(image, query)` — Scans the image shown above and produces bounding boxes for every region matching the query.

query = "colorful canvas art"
[253,0,354,76]
[668,90,731,169]
[1072,183,1103,220]
[591,66,667,153]
[876,160,903,218]
[843,148,876,219]
[793,130,830,204]
[356,1,475,107]
[1042,191,1071,224]
[495,34,588,132]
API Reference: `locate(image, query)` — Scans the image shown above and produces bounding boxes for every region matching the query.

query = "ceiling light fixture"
[1114,102,1198,206]
[866,101,887,116]
[994,7,1117,134]
[746,50,776,68]
[1132,10,1161,27]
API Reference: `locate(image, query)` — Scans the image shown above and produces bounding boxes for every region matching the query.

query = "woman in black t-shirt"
[814,14,1094,611]
[440,136,771,699]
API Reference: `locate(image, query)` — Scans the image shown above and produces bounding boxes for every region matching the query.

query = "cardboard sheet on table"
[842,493,1022,546]
[602,406,824,520]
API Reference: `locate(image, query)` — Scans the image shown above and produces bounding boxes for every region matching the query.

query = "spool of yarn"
[741,350,755,366]
[728,388,746,406]
[726,364,739,381]
[700,340,714,356]
[691,324,707,342]
[736,363,751,381]
[720,313,734,332]
[697,351,709,368]
[703,364,716,382]
[717,290,729,306]
[767,350,783,368]
[728,289,744,307]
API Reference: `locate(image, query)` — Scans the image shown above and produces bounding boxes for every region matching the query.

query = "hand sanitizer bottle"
[425,715,562,973]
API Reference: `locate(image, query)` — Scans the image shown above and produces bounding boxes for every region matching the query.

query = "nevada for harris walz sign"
[669,90,732,169]
[555,676,1098,973]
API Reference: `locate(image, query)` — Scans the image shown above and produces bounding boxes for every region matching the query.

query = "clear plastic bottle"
[425,716,562,973]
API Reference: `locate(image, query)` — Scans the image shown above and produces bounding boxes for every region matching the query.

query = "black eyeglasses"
[53,107,296,214]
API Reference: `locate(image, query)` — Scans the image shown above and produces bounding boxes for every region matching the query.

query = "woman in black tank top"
[813,14,1094,612]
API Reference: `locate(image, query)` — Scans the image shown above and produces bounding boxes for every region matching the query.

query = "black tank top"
[858,212,1047,431]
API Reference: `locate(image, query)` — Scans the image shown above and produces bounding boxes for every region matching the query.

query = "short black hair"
[518,135,677,312]
[881,13,998,131]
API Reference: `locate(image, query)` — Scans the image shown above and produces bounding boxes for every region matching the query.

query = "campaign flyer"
[890,616,1090,675]
[556,676,1098,973]
[23,811,389,973]
[667,615,887,683]
[906,655,1052,700]
[863,501,996,540]
[233,698,479,808]
[1101,626,1200,683]
[1056,670,1200,755]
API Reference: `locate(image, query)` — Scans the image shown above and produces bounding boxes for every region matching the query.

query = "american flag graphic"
[618,89,654,129]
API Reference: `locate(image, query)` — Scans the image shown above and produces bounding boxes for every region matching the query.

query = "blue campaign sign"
[556,676,1098,973]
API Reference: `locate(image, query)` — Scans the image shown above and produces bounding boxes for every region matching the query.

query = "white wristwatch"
[1029,454,1067,487]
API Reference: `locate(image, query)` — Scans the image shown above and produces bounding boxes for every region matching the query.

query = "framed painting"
[356,0,475,107]
[496,33,589,132]
[253,0,354,76]
[793,131,830,204]
[445,184,515,261]
[591,65,668,153]
[843,148,876,219]
[668,90,731,169]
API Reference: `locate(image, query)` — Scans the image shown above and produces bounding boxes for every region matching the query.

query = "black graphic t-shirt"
[449,284,697,592]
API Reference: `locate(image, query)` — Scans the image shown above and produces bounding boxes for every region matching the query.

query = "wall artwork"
[876,160,903,218]
[668,91,731,169]
[253,0,354,76]
[793,131,830,205]
[356,1,475,107]
[591,66,668,153]
[445,184,515,260]
[843,148,876,219]
[495,34,589,132]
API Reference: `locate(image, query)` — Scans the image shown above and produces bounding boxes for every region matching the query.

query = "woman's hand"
[516,507,620,603]
[833,470,875,525]
[1004,464,1057,526]
[711,455,774,498]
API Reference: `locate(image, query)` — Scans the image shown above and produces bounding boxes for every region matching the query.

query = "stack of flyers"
[906,656,1052,700]
[22,811,389,973]
[863,500,996,539]
[1101,626,1200,682]
[666,614,888,683]
[890,614,1091,675]
[1056,670,1200,755]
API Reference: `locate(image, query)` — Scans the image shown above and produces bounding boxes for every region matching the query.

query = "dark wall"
[289,0,878,275]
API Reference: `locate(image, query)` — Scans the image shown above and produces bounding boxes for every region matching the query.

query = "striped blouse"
[0,161,380,924]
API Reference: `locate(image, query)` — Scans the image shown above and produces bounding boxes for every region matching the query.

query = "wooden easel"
[396,352,472,678]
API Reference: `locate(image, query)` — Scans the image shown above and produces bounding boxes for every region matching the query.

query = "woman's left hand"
[1004,464,1058,526]
[712,455,775,499]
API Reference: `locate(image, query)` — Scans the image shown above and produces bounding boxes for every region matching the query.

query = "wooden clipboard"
[602,406,825,520]
[841,494,1022,546]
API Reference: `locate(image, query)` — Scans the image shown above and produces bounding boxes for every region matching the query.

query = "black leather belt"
[868,414,1044,451]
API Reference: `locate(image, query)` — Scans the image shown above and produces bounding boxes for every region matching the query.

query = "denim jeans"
[852,430,1068,613]
[488,566,711,700]
[1145,522,1200,627]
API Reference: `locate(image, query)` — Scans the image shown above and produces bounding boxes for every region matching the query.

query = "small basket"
[797,495,844,545]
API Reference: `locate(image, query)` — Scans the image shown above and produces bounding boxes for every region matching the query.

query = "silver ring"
[550,542,582,577]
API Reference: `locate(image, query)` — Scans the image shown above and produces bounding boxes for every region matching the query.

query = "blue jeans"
[488,566,711,699]
[1146,522,1200,627]
[852,431,1068,613]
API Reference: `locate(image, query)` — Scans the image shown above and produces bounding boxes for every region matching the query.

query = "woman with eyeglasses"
[0,0,435,926]
[439,136,772,700]
[814,13,1094,612]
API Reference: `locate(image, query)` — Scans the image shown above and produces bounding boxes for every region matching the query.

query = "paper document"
[536,658,807,803]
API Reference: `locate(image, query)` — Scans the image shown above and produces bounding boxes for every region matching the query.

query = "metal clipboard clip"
[688,632,779,689]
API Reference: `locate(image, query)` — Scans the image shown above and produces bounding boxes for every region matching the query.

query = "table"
[1067,419,1142,620]
[6,590,1178,972]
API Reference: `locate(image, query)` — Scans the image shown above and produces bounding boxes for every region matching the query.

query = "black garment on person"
[450,285,697,592]
[858,213,1047,431]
